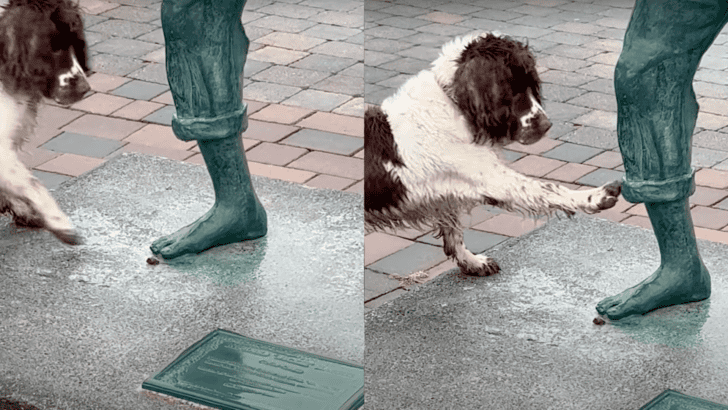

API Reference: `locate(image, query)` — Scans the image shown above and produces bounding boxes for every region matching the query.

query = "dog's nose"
[536,111,551,133]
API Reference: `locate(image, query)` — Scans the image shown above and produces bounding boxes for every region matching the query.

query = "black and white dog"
[365,32,621,276]
[0,0,90,245]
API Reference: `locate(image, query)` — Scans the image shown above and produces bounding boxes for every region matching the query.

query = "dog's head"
[432,32,550,146]
[0,0,90,105]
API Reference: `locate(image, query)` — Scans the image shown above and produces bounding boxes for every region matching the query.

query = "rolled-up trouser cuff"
[171,104,248,141]
[621,169,695,203]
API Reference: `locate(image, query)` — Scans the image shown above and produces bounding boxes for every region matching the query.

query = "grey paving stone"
[541,101,590,123]
[540,31,597,46]
[31,170,71,191]
[694,130,728,152]
[100,5,159,22]
[346,31,365,45]
[556,2,610,13]
[247,15,317,33]
[366,37,414,53]
[432,3,482,14]
[143,105,175,126]
[567,91,617,112]
[252,66,331,88]
[502,24,554,39]
[300,0,361,12]
[282,129,363,155]
[543,43,603,59]
[256,3,320,19]
[243,81,302,103]
[538,54,591,71]
[114,0,160,7]
[309,41,363,60]
[364,269,402,295]
[560,126,618,150]
[508,14,565,29]
[572,109,617,130]
[375,73,411,89]
[576,63,615,79]
[511,4,563,17]
[399,32,451,46]
[340,62,364,78]
[456,18,513,32]
[242,59,272,77]
[377,16,432,29]
[136,28,164,44]
[244,25,274,42]
[695,81,728,99]
[692,147,728,168]
[418,229,509,255]
[378,5,429,17]
[398,45,441,61]
[42,132,124,159]
[86,19,157,39]
[291,54,357,73]
[366,0,390,11]
[542,84,586,103]
[365,10,390,22]
[543,121,574,140]
[111,79,168,100]
[84,31,112,48]
[365,50,400,66]
[714,197,728,210]
[696,69,728,86]
[365,67,398,84]
[597,7,633,19]
[300,24,361,41]
[367,242,446,276]
[581,78,615,95]
[550,10,603,23]
[127,63,168,85]
[418,22,474,37]
[366,25,417,40]
[593,27,626,40]
[309,10,362,29]
[501,149,526,162]
[542,142,602,163]
[313,73,363,96]
[366,86,395,105]
[92,38,161,58]
[242,10,266,24]
[541,70,598,87]
[576,168,624,187]
[379,57,429,75]
[256,32,327,51]
[282,89,351,111]
[88,54,145,77]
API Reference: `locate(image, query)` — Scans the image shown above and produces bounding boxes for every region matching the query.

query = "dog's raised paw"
[51,229,84,245]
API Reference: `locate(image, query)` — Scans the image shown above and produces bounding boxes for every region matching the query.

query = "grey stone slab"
[377,5,429,17]
[470,9,523,21]
[136,28,164,44]
[510,4,563,16]
[86,19,158,39]
[127,63,169,85]
[540,101,590,123]
[112,79,168,100]
[695,130,728,152]
[366,214,728,409]
[418,229,509,255]
[300,24,361,41]
[543,121,575,140]
[88,53,146,77]
[576,168,624,187]
[365,85,394,105]
[375,74,410,89]
[364,269,402,295]
[31,170,72,191]
[282,129,363,156]
[501,149,526,162]
[379,57,430,75]
[567,91,618,112]
[309,41,363,60]
[365,25,417,40]
[543,44,603,60]
[84,31,112,48]
[300,0,361,12]
[255,3,321,19]
[243,81,302,103]
[339,62,364,79]
[346,31,365,45]
[245,15,316,33]
[581,78,615,95]
[143,105,175,125]
[367,242,447,276]
[431,3,482,15]
[540,31,598,46]
[508,15,564,29]
[692,147,728,168]
[365,37,413,53]
[313,73,363,96]
[252,66,331,88]
[542,83,586,103]
[398,45,441,62]
[398,32,451,47]
[695,69,728,86]
[539,54,592,71]
[364,50,399,66]
[81,14,109,30]
[282,89,351,112]
[291,54,358,73]
[542,142,602,164]
[594,27,627,40]
[417,22,474,37]
[560,126,618,150]
[541,70,598,87]
[0,153,363,410]
[100,5,160,22]
[41,132,124,158]
[312,10,363,29]
[365,67,398,84]
[243,59,272,77]
[377,16,432,29]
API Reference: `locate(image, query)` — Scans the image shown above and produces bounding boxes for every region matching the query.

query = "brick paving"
[24,0,363,196]
[364,0,728,310]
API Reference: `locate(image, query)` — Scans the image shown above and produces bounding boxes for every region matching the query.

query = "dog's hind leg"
[0,147,82,245]
[438,224,499,276]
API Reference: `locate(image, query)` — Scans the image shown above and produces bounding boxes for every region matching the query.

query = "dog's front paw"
[460,254,500,276]
[583,180,622,213]
[50,228,84,245]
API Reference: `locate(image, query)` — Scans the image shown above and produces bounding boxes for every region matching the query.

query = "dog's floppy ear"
[0,11,54,93]
[50,0,89,73]
[449,55,514,145]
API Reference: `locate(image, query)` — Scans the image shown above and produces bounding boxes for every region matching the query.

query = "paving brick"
[365,288,407,309]
[364,270,402,300]
[111,100,165,121]
[416,22,472,37]
[621,215,653,230]
[79,0,117,15]
[88,72,129,93]
[245,142,307,166]
[249,46,309,65]
[542,142,602,163]
[509,155,565,177]
[541,70,597,87]
[256,3,321,19]
[584,150,623,168]
[88,53,145,77]
[242,120,298,143]
[542,102,591,123]
[567,91,617,112]
[506,138,562,155]
[19,147,60,169]
[35,154,105,177]
[282,129,363,155]
[344,180,363,194]
[250,105,314,125]
[252,66,331,88]
[71,93,133,115]
[247,15,318,33]
[560,126,618,150]
[41,132,124,158]
[308,41,363,60]
[572,110,617,131]
[691,206,728,229]
[696,168,728,189]
[538,55,591,71]
[247,162,315,184]
[544,163,598,183]
[418,11,465,25]
[291,54,358,73]
[367,242,446,276]
[312,73,363,96]
[62,114,144,141]
[111,80,168,101]
[576,168,624,187]
[301,24,362,41]
[365,232,414,265]
[694,227,728,245]
[31,170,72,191]
[626,203,647,217]
[243,81,302,104]
[692,147,728,168]
[123,124,196,151]
[696,112,728,130]
[690,186,728,207]
[93,38,160,58]
[255,32,327,51]
[36,106,85,128]
[333,98,364,117]
[107,143,194,162]
[296,112,363,138]
[289,151,363,180]
[418,229,509,255]
[151,91,174,105]
[304,174,357,191]
[472,214,546,237]
[550,21,604,35]
[576,63,615,79]
[282,90,352,112]
[312,10,363,28]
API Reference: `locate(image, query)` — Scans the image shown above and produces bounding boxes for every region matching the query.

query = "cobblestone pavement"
[364,0,728,310]
[19,0,364,194]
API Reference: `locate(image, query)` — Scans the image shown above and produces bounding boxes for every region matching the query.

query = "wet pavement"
[365,215,728,409]
[0,153,363,409]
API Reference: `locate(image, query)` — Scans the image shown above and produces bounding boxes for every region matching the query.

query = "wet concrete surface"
[0,153,363,410]
[365,215,728,410]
